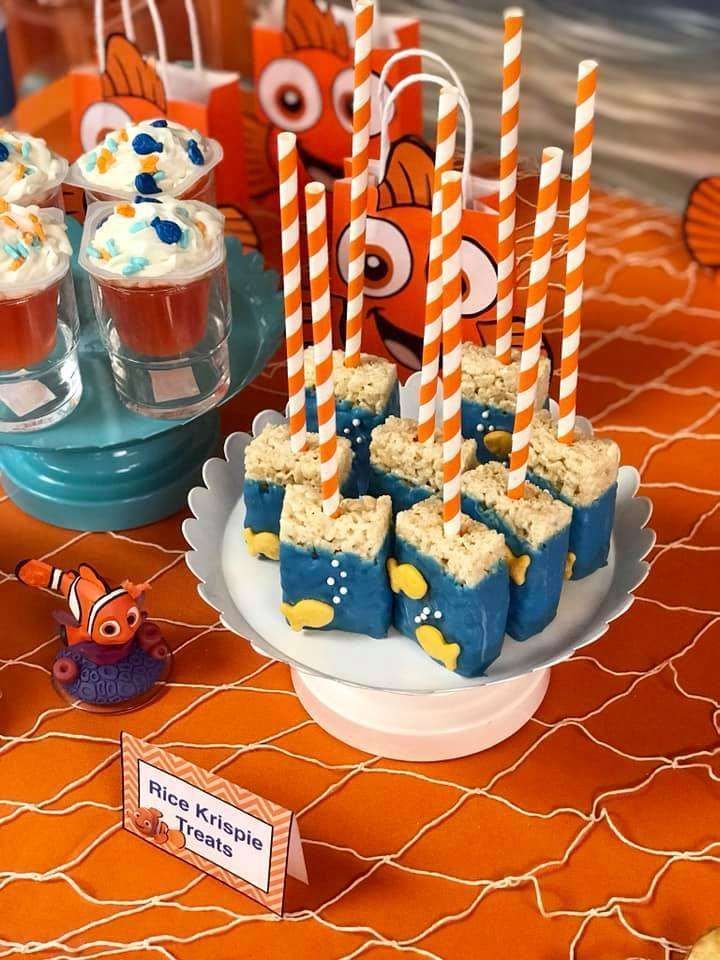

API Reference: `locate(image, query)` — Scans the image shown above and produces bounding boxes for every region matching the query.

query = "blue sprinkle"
[0,143,9,162]
[131,256,150,266]
[129,220,149,234]
[85,152,97,172]
[85,244,102,259]
[132,133,164,155]
[150,119,168,128]
[150,216,182,245]
[154,171,166,182]
[23,166,32,177]
[176,207,190,220]
[105,238,119,257]
[187,138,204,166]
[105,137,118,153]
[121,256,149,276]
[3,242,19,258]
[31,235,41,247]
[21,141,31,159]
[135,195,160,204]
[134,172,161,195]
[179,228,190,249]
[15,241,29,258]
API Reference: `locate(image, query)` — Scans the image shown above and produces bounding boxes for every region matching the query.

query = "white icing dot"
[476,424,485,433]
[343,428,351,435]
[481,410,490,419]
[331,559,340,568]
[340,586,348,595]
[414,615,421,624]
[487,425,495,432]
[434,611,442,619]
[340,571,348,578]
[422,606,431,615]
[356,437,364,444]
[333,596,341,604]
[352,418,361,426]
[326,577,335,586]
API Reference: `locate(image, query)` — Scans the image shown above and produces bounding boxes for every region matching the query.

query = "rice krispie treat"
[369,416,477,514]
[462,343,551,462]
[279,485,393,638]
[390,497,509,677]
[304,350,399,489]
[527,409,620,579]
[243,424,355,560]
[462,461,572,639]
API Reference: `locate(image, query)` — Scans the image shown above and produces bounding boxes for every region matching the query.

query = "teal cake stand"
[0,220,283,531]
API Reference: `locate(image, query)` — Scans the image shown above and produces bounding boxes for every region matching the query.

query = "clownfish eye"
[337,217,412,298]
[332,69,394,136]
[126,606,140,628]
[257,59,322,133]
[99,619,121,639]
[459,238,497,318]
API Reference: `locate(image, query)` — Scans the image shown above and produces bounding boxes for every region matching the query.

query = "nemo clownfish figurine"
[15,560,169,687]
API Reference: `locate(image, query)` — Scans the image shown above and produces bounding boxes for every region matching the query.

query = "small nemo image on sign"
[121,733,306,914]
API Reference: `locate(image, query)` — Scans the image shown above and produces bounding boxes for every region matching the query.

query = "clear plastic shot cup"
[79,198,231,420]
[0,206,82,432]
[67,120,223,207]
[0,131,69,210]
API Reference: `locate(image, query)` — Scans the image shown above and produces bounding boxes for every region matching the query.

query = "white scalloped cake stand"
[183,376,654,761]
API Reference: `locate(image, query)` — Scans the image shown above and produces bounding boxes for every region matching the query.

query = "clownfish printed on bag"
[331,137,498,377]
[247,0,421,197]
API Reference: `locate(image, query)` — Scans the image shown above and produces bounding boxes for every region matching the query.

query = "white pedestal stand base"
[292,667,551,761]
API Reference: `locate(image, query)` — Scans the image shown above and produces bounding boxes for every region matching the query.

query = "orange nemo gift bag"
[69,0,249,213]
[247,0,422,200]
[330,69,499,379]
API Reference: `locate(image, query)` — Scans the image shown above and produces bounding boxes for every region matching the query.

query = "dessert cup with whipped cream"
[79,196,231,420]
[0,131,69,208]
[0,202,82,431]
[68,119,222,206]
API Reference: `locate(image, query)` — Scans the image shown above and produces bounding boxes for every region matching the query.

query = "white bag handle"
[378,74,474,204]
[95,0,204,82]
[378,48,466,116]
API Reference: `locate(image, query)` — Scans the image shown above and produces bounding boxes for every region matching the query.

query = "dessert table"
[1,82,719,959]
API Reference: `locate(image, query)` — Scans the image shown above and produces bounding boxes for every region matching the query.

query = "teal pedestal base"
[0,412,220,531]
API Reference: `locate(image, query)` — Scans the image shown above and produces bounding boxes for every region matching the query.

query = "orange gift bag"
[69,0,248,210]
[247,0,422,200]
[330,67,499,379]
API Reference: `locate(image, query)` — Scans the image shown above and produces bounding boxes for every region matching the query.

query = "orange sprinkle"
[96,148,116,174]
[1,215,17,229]
[0,199,9,213]
[99,248,111,261]
[29,213,46,241]
[10,257,23,271]
[118,128,128,142]
[140,155,159,173]
[195,219,207,237]
[14,164,25,181]
[116,203,135,218]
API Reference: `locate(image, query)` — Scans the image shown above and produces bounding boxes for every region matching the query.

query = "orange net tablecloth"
[2,148,720,956]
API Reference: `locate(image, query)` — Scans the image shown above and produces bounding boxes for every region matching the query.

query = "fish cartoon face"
[91,591,142,646]
[333,137,497,375]
[79,35,168,152]
[133,806,162,837]
[254,0,393,184]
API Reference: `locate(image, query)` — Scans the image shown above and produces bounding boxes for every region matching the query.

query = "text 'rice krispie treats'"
[390,497,509,677]
[243,423,354,559]
[462,461,572,640]
[461,343,551,462]
[279,485,393,638]
[528,409,621,579]
[304,350,400,486]
[369,416,477,513]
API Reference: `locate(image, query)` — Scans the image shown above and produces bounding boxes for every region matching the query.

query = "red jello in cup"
[0,280,60,371]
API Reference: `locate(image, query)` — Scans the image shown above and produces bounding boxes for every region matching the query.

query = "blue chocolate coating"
[54,641,165,705]
[461,399,515,463]
[244,471,359,542]
[151,216,182,245]
[187,138,204,166]
[529,473,617,580]
[132,133,164,155]
[392,538,509,677]
[151,119,168,127]
[0,143,8,162]
[280,534,393,638]
[134,172,161,195]
[305,381,400,493]
[461,493,570,640]
[368,463,433,515]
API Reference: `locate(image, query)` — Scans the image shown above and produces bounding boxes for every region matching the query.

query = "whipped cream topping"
[0,202,71,292]
[75,119,217,199]
[0,131,67,203]
[85,197,224,280]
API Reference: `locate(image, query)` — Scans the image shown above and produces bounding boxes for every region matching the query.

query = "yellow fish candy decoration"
[564,552,576,580]
[415,625,460,672]
[387,558,428,600]
[244,528,280,561]
[281,599,335,632]
[504,546,531,586]
[483,429,512,460]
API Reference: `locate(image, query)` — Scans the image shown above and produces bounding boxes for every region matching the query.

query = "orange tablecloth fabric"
[1,90,720,960]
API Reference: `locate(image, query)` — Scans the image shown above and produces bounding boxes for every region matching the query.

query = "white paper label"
[0,379,55,417]
[149,367,201,403]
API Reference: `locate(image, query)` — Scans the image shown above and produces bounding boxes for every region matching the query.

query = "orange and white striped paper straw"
[557,60,598,444]
[495,7,523,365]
[277,132,307,453]
[417,86,460,445]
[440,171,464,538]
[344,0,375,368]
[305,182,340,517]
[507,147,563,499]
